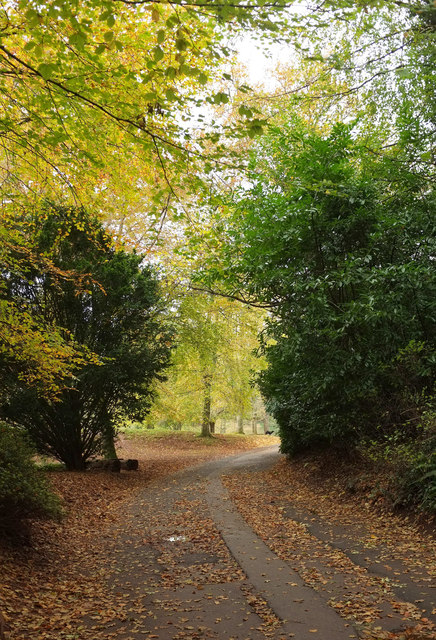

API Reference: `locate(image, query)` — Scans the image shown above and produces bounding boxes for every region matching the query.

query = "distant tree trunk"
[201,373,213,437]
[210,420,215,434]
[251,418,258,434]
[237,415,244,435]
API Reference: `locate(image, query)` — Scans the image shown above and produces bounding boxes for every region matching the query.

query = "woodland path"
[85,446,436,640]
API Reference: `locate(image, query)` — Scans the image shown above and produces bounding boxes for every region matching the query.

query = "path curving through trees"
[82,446,435,640]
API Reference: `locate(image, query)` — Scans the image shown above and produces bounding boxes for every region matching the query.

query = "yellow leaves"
[0,299,83,393]
[0,216,107,397]
[0,0,227,223]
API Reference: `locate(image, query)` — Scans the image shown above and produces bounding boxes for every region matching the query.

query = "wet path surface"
[206,470,350,638]
[87,446,435,639]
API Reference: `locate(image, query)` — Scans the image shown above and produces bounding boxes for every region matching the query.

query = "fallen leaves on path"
[0,433,276,640]
[223,455,436,640]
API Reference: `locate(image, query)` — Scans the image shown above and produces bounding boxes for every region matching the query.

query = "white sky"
[236,35,297,89]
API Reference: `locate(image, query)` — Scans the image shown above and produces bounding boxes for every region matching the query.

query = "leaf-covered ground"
[0,433,276,639]
[1,435,435,640]
[223,454,436,640]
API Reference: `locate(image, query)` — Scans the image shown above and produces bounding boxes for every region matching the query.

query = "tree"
[3,0,428,220]
[2,205,172,469]
[0,0,293,403]
[0,0,295,217]
[0,216,98,399]
[201,118,435,454]
[147,291,265,436]
[1,0,431,408]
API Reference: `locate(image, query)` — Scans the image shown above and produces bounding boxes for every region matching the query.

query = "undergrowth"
[0,423,62,537]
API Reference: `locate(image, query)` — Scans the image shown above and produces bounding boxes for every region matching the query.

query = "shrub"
[0,423,61,535]
[360,402,436,513]
[399,451,436,513]
[394,406,436,513]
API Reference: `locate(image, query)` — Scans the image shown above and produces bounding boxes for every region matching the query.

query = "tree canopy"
[203,120,434,452]
[0,0,434,513]
[148,292,265,434]
[2,205,172,469]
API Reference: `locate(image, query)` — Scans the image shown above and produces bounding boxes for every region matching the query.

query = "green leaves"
[3,205,173,470]
[37,62,56,79]
[204,117,435,457]
[23,40,36,51]
[247,120,264,138]
[396,67,414,79]
[175,37,188,52]
[69,30,87,48]
[212,91,229,105]
[238,104,253,118]
[153,45,164,61]
[165,88,177,102]
[25,8,41,27]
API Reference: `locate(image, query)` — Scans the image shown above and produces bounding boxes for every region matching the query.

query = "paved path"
[88,446,434,640]
[205,449,351,639]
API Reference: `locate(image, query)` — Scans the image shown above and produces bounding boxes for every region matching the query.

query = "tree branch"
[189,284,275,309]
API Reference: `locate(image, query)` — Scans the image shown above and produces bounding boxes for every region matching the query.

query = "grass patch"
[120,427,199,441]
[35,461,67,472]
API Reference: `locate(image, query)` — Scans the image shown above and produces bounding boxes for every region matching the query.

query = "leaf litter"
[0,433,276,639]
[3,434,434,640]
[222,454,436,640]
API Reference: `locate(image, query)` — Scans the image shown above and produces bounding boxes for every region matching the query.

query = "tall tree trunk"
[65,448,87,471]
[237,414,244,435]
[251,418,258,435]
[201,373,213,437]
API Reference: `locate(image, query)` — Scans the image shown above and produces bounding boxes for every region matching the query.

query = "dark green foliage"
[0,423,61,533]
[394,448,436,513]
[204,120,435,509]
[402,452,436,513]
[3,206,172,470]
[362,406,436,512]
[393,409,436,513]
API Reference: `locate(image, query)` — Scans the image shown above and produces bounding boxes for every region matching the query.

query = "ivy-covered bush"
[0,423,61,534]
